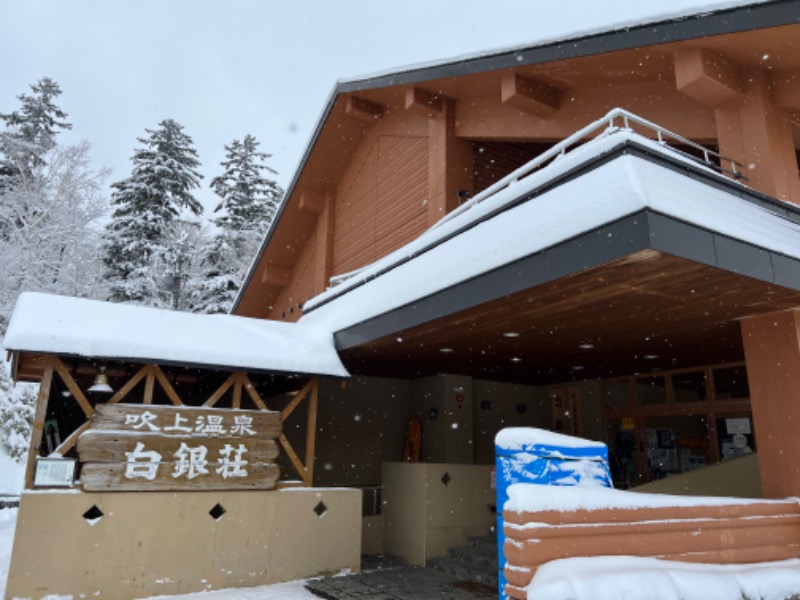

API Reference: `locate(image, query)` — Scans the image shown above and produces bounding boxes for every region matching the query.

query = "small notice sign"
[726,418,751,435]
[621,417,637,430]
[34,458,76,487]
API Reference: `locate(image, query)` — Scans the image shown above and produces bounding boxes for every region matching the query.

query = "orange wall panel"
[333,135,427,276]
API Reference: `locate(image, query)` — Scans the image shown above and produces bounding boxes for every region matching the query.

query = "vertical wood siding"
[273,235,317,321]
[333,136,428,275]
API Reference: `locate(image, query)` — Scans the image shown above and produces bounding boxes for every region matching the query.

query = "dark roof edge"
[337,1,798,93]
[233,0,798,313]
[10,349,343,380]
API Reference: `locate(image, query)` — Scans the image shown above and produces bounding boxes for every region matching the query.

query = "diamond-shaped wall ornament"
[82,505,104,525]
[209,503,226,521]
[314,501,328,517]
[441,472,452,487]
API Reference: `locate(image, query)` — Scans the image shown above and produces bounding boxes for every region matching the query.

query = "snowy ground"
[0,451,24,496]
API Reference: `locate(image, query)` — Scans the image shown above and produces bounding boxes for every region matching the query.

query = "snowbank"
[0,450,23,496]
[526,555,800,600]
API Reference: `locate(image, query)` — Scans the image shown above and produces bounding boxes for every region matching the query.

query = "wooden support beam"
[53,421,92,457]
[232,377,242,409]
[279,433,309,486]
[25,359,54,488]
[304,379,319,485]
[674,48,743,107]
[405,87,443,117]
[771,71,800,109]
[203,372,237,407]
[152,366,184,406]
[261,265,292,287]
[298,189,326,215]
[345,95,383,122]
[314,190,335,295]
[108,364,150,404]
[281,379,313,421]
[52,357,94,417]
[143,368,155,404]
[242,374,268,410]
[500,73,560,118]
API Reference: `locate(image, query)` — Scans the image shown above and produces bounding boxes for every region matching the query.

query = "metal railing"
[326,108,744,289]
[433,107,744,231]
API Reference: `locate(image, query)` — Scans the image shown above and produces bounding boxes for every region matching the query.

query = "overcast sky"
[1,0,761,217]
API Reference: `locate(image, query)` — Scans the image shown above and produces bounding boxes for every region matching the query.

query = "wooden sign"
[90,404,281,438]
[78,404,281,492]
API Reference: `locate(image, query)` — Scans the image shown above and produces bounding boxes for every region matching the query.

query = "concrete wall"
[314,376,411,486]
[473,379,551,465]
[7,487,362,599]
[382,462,495,566]
[634,453,762,498]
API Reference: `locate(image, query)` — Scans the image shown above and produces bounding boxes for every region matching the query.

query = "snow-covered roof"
[234,1,788,314]
[339,1,773,86]
[300,128,800,335]
[3,292,349,378]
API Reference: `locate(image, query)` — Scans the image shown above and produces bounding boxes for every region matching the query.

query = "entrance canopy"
[5,292,349,380]
[300,127,800,384]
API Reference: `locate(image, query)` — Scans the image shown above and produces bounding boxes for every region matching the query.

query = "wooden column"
[675,49,800,203]
[314,191,336,294]
[424,97,473,227]
[714,71,800,203]
[24,358,54,489]
[741,310,800,498]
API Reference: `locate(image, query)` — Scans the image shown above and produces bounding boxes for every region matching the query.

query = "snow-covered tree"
[0,140,109,331]
[0,357,36,462]
[0,77,72,193]
[103,119,203,306]
[192,135,282,313]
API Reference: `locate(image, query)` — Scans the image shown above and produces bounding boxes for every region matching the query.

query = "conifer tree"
[103,119,203,306]
[0,77,72,191]
[192,135,282,314]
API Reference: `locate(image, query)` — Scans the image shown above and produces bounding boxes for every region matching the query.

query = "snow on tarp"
[3,292,349,378]
[496,427,607,452]
[503,482,797,514]
[526,555,800,600]
[301,130,800,333]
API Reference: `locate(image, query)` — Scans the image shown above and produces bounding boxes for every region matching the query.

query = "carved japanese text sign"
[77,404,281,491]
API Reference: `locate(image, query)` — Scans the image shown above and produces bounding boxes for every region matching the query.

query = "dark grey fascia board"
[232,1,797,314]
[337,1,799,93]
[334,209,800,351]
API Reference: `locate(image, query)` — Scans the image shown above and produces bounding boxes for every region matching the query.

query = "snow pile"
[0,507,17,596]
[4,292,349,378]
[526,555,800,600]
[0,451,24,496]
[504,482,791,514]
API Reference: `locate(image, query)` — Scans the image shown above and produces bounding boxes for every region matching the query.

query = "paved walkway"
[305,556,496,600]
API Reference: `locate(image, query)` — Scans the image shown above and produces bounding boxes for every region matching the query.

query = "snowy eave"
[4,292,349,379]
[300,129,800,335]
[337,1,771,85]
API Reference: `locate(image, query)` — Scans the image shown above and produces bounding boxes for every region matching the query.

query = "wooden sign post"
[77,404,281,491]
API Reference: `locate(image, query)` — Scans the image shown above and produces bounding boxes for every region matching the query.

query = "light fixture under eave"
[578,341,595,350]
[88,368,114,394]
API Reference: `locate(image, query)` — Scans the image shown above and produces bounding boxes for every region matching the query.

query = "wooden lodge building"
[5,1,800,597]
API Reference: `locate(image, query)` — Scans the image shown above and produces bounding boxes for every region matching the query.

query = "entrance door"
[550,387,581,437]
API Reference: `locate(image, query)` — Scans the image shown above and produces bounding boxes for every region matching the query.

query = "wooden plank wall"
[333,135,427,275]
